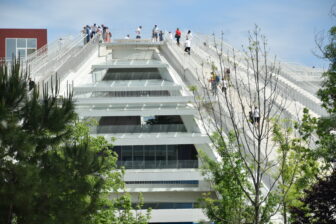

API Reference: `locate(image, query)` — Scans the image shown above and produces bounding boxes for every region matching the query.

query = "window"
[122,146,132,161]
[17,38,26,48]
[5,38,38,60]
[5,39,16,59]
[133,146,143,160]
[27,38,37,48]
[156,145,166,161]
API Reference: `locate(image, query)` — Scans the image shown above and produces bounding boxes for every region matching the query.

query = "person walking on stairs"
[253,106,260,126]
[175,28,181,46]
[136,26,142,39]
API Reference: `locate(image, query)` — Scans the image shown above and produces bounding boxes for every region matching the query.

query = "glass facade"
[94,115,187,134]
[103,68,161,80]
[126,180,199,185]
[5,38,37,60]
[112,144,198,169]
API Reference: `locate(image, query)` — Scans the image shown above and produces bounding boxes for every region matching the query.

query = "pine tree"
[0,60,149,224]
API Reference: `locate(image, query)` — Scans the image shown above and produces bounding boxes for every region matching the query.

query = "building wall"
[0,28,47,58]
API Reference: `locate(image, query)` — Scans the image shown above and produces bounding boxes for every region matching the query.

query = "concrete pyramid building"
[26,32,324,224]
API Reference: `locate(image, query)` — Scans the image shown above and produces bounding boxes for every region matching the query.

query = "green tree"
[290,168,336,224]
[289,13,336,223]
[0,61,149,224]
[272,118,321,224]
[199,132,253,224]
[315,24,336,164]
[194,27,289,224]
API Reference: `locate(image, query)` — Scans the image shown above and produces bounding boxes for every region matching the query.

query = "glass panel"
[144,145,156,168]
[27,38,37,48]
[133,146,143,161]
[17,49,26,58]
[5,38,16,59]
[167,145,178,168]
[167,145,178,160]
[178,145,197,160]
[27,48,36,56]
[144,146,156,161]
[17,38,26,48]
[133,146,144,168]
[156,145,166,161]
[156,145,166,168]
[121,146,132,161]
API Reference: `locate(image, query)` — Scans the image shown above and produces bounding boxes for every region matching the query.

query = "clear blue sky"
[0,0,334,68]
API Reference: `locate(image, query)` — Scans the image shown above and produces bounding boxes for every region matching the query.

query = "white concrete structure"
[28,32,324,224]
[62,38,215,224]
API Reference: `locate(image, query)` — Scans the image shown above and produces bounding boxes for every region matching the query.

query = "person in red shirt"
[175,28,181,46]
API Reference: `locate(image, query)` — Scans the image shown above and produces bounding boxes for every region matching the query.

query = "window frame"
[5,37,38,60]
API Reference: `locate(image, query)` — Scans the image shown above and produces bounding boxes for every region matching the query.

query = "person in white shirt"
[184,30,192,55]
[152,25,159,42]
[184,39,191,55]
[125,34,130,39]
[91,23,98,38]
[253,107,260,125]
[136,26,142,39]
[169,31,173,42]
[186,30,193,41]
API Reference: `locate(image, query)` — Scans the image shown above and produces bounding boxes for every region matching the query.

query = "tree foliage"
[315,25,336,164]
[272,117,321,224]
[194,27,289,224]
[199,132,253,224]
[289,19,336,223]
[290,168,336,224]
[0,61,149,224]
[317,26,336,114]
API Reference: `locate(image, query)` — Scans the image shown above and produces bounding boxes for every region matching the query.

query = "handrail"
[83,90,180,97]
[26,35,74,63]
[55,33,99,82]
[91,124,190,134]
[26,34,86,75]
[34,34,86,74]
[188,33,327,116]
[33,33,90,84]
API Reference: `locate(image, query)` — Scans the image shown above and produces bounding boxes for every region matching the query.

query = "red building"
[0,28,47,60]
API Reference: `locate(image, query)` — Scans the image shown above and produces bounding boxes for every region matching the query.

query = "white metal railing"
[55,33,99,82]
[26,35,74,63]
[89,90,178,97]
[91,124,191,134]
[32,33,89,83]
[187,33,327,116]
[27,34,86,76]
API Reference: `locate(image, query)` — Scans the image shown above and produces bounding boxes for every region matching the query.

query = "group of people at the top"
[82,24,112,44]
[133,25,192,50]
[112,25,165,41]
[82,24,194,54]
[131,25,165,41]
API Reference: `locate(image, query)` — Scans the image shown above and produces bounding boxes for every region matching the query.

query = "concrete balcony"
[92,59,168,69]
[74,79,181,93]
[123,169,212,192]
[91,132,210,145]
[148,208,209,223]
[76,104,196,117]
[91,124,192,134]
[75,96,194,105]
[124,169,201,181]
